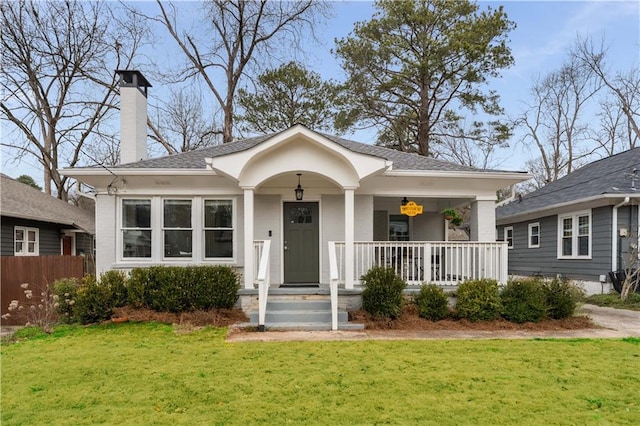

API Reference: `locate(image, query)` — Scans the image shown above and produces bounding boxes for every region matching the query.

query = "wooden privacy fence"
[1,256,85,325]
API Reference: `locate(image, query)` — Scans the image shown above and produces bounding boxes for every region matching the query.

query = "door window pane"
[290,207,312,224]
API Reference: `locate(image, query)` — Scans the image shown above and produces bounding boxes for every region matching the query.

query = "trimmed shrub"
[53,278,81,323]
[414,284,449,321]
[127,268,150,309]
[543,278,583,319]
[501,278,547,323]
[100,270,129,308]
[456,279,502,322]
[127,265,241,313]
[74,275,114,324]
[361,266,407,319]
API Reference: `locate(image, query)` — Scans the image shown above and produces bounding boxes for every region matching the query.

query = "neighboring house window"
[14,227,38,256]
[558,211,591,258]
[204,200,233,258]
[122,199,152,258]
[528,223,540,248]
[504,226,513,249]
[163,199,192,258]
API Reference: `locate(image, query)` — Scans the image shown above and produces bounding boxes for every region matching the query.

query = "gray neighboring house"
[1,173,95,257]
[496,148,640,294]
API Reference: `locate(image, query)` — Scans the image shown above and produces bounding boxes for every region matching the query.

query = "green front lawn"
[586,293,640,311]
[2,324,639,425]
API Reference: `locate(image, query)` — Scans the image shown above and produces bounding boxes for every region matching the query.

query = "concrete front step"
[237,322,365,331]
[248,296,360,331]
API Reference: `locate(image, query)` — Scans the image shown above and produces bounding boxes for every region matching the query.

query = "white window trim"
[117,196,238,264]
[14,226,39,256]
[162,198,194,261]
[202,198,236,262]
[528,222,540,248]
[504,226,513,249]
[557,210,592,259]
[119,198,153,261]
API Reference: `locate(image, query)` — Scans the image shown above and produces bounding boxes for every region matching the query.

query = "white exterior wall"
[95,193,117,275]
[119,86,148,164]
[354,195,374,240]
[254,195,281,284]
[471,199,496,241]
[322,195,344,284]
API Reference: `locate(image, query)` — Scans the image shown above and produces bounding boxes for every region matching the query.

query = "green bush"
[127,265,241,313]
[52,278,81,323]
[414,284,449,321]
[127,268,150,309]
[543,278,583,319]
[74,275,114,324]
[100,270,128,308]
[501,278,547,323]
[455,279,503,322]
[361,266,407,319]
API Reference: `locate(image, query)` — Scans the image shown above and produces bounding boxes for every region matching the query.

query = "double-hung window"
[204,200,233,258]
[163,199,192,258]
[504,226,514,249]
[528,223,540,248]
[558,211,591,258]
[15,227,38,256]
[122,199,152,258]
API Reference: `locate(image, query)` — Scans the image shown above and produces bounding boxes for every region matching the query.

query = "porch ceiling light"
[401,197,409,206]
[295,173,304,201]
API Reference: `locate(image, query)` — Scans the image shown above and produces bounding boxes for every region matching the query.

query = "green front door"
[283,202,319,283]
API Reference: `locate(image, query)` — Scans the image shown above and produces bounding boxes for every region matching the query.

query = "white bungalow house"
[62,70,530,330]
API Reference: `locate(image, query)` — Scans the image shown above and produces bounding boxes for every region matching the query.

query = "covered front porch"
[250,237,508,331]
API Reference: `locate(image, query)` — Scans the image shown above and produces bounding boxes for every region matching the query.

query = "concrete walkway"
[226,304,640,342]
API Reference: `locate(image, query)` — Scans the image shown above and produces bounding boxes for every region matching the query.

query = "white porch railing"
[330,241,508,287]
[254,240,271,332]
[328,241,339,331]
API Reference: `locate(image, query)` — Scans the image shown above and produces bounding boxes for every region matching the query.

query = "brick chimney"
[115,70,151,164]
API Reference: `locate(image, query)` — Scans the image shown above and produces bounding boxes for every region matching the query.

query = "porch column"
[470,197,496,241]
[243,187,255,289]
[344,188,355,289]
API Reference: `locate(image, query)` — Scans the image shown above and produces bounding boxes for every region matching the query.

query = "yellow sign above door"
[400,201,423,217]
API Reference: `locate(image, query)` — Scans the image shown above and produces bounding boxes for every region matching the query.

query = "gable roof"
[497,147,640,220]
[99,127,520,174]
[0,174,95,233]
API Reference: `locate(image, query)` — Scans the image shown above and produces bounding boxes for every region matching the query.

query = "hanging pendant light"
[294,173,304,201]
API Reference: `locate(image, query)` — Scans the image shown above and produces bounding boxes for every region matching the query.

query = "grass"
[586,293,640,311]
[2,324,640,425]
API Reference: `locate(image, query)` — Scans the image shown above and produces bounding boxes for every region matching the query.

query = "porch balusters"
[329,241,509,287]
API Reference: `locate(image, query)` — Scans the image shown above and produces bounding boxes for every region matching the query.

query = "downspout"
[612,197,630,272]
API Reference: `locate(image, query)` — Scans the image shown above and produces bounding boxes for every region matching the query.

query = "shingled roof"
[1,174,95,233]
[105,128,517,173]
[497,148,640,220]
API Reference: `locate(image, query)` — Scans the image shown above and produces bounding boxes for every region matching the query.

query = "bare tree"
[593,95,639,156]
[516,56,601,188]
[149,89,222,154]
[1,0,146,200]
[138,0,329,144]
[573,37,640,146]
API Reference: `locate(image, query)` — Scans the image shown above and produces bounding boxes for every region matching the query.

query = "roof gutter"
[612,197,630,273]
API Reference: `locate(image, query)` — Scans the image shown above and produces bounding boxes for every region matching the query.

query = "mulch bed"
[112,304,596,332]
[350,304,597,331]
[111,306,248,327]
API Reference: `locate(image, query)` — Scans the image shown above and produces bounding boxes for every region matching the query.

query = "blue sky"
[2,0,639,183]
